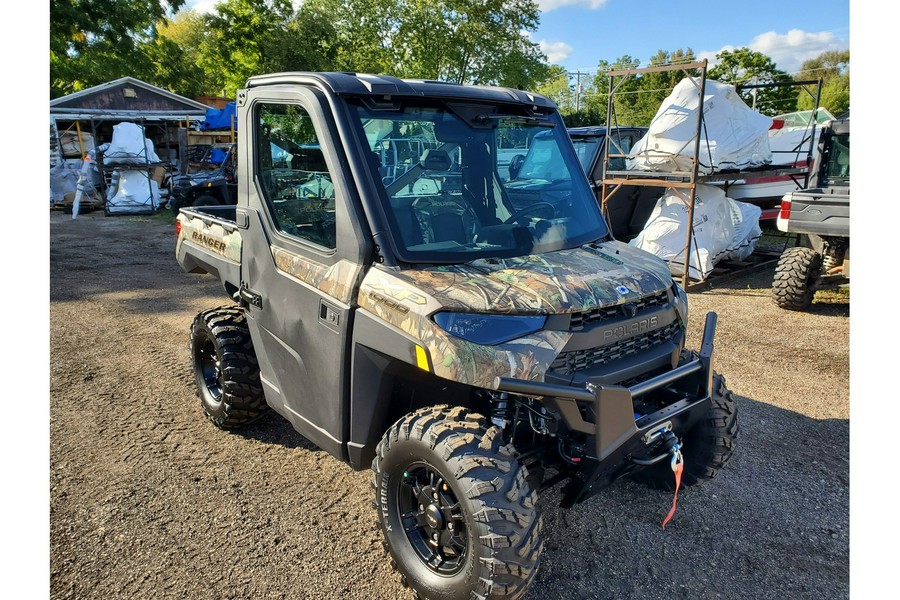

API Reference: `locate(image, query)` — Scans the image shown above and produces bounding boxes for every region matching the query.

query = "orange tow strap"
[662,447,684,529]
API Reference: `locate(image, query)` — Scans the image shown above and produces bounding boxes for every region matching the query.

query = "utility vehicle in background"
[772,115,850,310]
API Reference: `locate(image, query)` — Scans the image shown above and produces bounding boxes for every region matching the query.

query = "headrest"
[419,149,452,171]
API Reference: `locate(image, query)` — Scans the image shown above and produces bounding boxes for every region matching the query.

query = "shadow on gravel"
[530,391,849,600]
[234,412,321,452]
[50,215,228,315]
[690,267,850,319]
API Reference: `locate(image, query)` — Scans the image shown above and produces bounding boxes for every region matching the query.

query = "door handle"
[238,283,263,309]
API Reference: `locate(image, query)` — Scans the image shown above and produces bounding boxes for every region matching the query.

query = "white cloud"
[539,40,574,65]
[184,0,220,14]
[700,29,849,74]
[538,0,609,12]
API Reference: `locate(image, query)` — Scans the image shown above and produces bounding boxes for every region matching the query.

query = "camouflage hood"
[388,240,673,315]
[357,240,674,389]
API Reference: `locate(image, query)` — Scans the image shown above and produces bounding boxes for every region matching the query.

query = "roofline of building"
[50,109,207,121]
[49,77,211,112]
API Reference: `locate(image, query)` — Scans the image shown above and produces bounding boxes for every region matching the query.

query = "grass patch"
[127,208,177,226]
[815,286,850,304]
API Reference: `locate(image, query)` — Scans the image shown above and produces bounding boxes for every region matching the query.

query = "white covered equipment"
[628,78,773,174]
[103,122,161,166]
[629,184,762,280]
[106,171,160,214]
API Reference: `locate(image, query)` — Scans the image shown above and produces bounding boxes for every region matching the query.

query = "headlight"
[672,282,689,328]
[433,312,547,346]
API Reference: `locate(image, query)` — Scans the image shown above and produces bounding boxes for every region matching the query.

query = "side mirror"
[508,154,525,180]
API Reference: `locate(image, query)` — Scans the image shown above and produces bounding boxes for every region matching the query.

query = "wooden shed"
[49,77,211,166]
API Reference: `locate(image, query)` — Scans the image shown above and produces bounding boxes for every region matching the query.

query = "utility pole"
[751,76,758,110]
[574,70,583,112]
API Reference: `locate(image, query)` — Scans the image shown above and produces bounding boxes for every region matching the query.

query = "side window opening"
[608,135,633,171]
[255,103,337,250]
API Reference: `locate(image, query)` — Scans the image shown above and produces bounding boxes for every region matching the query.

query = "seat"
[431,211,467,244]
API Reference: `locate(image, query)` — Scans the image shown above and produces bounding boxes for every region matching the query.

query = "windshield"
[351,100,607,263]
[571,137,601,172]
[821,132,850,183]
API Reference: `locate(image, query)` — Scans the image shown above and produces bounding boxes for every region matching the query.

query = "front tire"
[372,406,543,600]
[190,305,268,429]
[632,372,738,490]
[772,246,822,310]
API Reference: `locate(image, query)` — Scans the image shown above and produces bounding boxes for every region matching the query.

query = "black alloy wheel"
[397,463,468,575]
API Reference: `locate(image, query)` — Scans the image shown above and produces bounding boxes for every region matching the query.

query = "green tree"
[535,65,575,112]
[708,48,797,116]
[260,4,339,74]
[535,67,603,126]
[306,0,549,88]
[50,0,185,97]
[591,55,644,125]
[305,0,396,75]
[631,49,700,124]
[200,0,294,97]
[433,0,547,88]
[795,50,850,116]
[146,9,218,98]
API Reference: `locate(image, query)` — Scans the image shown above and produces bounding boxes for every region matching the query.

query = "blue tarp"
[200,102,236,131]
[208,147,227,164]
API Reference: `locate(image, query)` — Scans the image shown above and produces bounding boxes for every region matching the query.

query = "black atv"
[169,143,237,215]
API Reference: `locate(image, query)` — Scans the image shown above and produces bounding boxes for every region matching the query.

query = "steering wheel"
[503,202,555,224]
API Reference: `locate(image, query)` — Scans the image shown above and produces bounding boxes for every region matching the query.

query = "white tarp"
[628,78,773,174]
[629,184,762,280]
[106,171,160,214]
[103,122,160,166]
[50,162,79,203]
[59,131,95,157]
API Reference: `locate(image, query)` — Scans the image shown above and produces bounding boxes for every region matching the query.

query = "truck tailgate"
[176,206,242,294]
[779,187,850,237]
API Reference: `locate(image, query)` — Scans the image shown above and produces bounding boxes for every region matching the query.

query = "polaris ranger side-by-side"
[772,115,850,310]
[175,73,738,600]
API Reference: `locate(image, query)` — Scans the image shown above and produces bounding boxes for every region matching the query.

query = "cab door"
[237,89,369,459]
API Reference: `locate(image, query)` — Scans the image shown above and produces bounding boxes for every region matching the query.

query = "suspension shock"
[489,392,513,430]
[822,239,847,273]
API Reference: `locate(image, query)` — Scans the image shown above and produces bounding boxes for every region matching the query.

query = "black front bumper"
[495,312,719,507]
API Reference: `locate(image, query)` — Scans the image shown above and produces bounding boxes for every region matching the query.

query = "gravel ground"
[50,211,848,600]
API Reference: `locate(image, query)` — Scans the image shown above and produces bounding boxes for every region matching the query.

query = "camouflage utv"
[175,72,738,600]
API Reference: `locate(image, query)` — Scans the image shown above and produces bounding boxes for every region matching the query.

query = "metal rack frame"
[94,117,172,216]
[599,60,823,288]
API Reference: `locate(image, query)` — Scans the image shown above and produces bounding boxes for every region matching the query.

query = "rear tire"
[772,246,822,310]
[190,305,268,429]
[372,405,543,600]
[632,372,738,490]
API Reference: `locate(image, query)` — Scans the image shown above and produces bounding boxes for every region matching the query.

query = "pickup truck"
[175,72,738,600]
[772,115,849,310]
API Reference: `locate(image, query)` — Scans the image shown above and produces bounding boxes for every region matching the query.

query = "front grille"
[550,323,680,374]
[569,288,669,331]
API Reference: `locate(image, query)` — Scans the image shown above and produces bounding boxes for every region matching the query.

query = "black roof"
[245,72,556,109]
[567,125,648,137]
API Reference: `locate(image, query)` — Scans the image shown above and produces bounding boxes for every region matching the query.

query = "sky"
[186,0,850,75]
[532,0,849,74]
